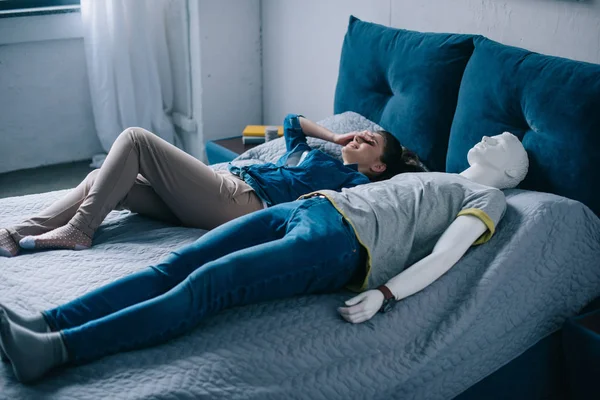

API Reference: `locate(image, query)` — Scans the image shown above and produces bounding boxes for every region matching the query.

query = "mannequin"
[338,132,529,323]
[0,132,528,383]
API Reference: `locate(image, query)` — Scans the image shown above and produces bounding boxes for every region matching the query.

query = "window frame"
[0,0,80,12]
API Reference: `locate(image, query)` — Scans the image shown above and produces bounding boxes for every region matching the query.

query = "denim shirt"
[228,114,370,207]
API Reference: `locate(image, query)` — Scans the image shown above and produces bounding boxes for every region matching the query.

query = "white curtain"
[81,0,179,165]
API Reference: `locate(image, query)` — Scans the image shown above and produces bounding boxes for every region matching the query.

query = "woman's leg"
[6,170,100,242]
[69,127,263,234]
[115,175,180,225]
[59,199,362,364]
[0,202,295,374]
[66,199,361,357]
[1,170,179,257]
[0,199,364,382]
[0,230,19,258]
[0,169,100,257]
[20,127,263,251]
[42,201,301,331]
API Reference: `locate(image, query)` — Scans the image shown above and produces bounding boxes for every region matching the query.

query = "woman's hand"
[333,132,358,146]
[337,289,384,324]
[333,130,376,146]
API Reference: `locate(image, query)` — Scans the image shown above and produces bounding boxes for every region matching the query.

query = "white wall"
[390,0,600,63]
[0,1,263,172]
[0,12,102,174]
[261,0,600,125]
[261,0,390,124]
[3,1,594,172]
[179,0,263,162]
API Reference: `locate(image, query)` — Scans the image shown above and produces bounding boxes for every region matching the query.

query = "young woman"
[0,132,527,383]
[0,114,414,257]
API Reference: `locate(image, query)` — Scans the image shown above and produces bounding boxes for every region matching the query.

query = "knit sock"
[0,303,50,333]
[0,309,68,383]
[19,223,92,251]
[0,229,19,257]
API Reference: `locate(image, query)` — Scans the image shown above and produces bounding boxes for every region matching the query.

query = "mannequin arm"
[386,214,487,301]
[338,215,489,324]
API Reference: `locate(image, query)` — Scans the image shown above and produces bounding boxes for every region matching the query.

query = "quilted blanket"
[2,188,599,400]
[1,112,600,399]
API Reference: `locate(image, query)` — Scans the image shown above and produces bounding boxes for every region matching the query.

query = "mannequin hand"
[337,289,384,324]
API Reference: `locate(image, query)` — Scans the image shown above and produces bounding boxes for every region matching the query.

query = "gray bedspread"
[1,113,600,399]
[1,189,599,400]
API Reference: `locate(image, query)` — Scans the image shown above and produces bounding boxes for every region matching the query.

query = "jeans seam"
[219,250,351,304]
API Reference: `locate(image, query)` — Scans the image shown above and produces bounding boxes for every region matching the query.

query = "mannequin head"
[463,132,529,189]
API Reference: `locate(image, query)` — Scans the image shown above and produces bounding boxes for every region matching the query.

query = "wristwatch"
[376,285,396,313]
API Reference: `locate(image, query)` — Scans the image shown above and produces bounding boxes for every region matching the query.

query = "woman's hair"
[371,130,427,182]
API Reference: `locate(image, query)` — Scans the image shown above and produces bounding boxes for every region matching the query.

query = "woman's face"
[342,131,385,176]
[341,131,386,171]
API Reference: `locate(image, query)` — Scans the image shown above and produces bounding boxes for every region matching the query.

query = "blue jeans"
[42,197,365,364]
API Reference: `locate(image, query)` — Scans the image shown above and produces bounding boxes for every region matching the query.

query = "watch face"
[382,300,394,313]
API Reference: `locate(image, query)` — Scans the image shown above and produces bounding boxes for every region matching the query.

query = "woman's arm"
[298,116,374,146]
[338,215,488,324]
[297,116,337,142]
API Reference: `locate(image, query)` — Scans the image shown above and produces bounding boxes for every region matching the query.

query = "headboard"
[334,16,474,172]
[334,16,600,216]
[447,36,600,216]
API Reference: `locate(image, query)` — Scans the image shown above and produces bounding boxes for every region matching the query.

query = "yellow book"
[242,125,284,137]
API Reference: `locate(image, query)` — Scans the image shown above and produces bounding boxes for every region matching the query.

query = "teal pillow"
[447,37,600,215]
[334,16,475,171]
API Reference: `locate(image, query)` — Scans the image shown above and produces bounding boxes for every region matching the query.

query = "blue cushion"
[447,37,600,215]
[334,16,475,171]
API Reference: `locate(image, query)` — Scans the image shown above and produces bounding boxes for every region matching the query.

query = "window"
[0,0,80,12]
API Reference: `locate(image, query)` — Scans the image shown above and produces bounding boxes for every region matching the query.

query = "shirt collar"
[344,163,359,171]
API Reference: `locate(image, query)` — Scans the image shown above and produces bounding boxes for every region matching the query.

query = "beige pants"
[7,128,264,241]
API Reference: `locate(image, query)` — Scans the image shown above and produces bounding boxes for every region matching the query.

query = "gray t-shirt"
[302,173,507,292]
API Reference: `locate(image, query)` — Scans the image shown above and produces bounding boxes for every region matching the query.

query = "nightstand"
[206,136,260,165]
[562,306,600,400]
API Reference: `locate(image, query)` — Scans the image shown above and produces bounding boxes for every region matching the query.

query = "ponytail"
[371,130,427,182]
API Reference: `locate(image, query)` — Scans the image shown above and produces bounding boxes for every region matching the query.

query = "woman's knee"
[85,168,100,181]
[149,249,201,289]
[83,168,101,191]
[118,127,152,145]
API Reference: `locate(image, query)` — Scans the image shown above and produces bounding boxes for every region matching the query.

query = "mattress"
[2,112,600,399]
[1,187,600,400]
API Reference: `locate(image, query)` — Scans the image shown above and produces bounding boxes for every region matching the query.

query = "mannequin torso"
[335,132,529,324]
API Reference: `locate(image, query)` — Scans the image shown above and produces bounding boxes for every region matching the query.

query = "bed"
[2,16,600,400]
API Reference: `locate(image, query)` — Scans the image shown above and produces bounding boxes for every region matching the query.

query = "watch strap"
[376,284,394,300]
